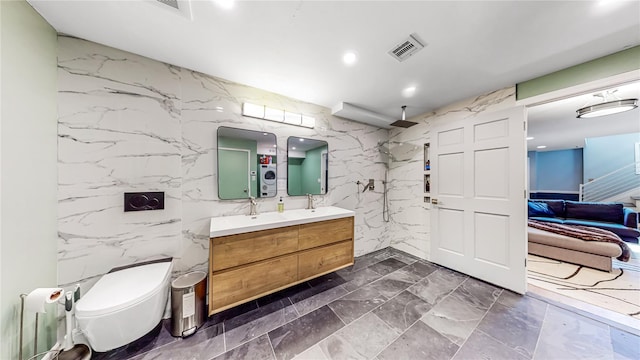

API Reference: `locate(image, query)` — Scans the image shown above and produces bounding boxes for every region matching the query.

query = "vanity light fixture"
[264,107,284,122]
[576,91,638,118]
[242,103,264,118]
[242,102,315,128]
[301,115,316,128]
[284,111,302,126]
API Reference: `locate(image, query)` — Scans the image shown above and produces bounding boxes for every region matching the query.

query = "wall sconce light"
[242,102,315,128]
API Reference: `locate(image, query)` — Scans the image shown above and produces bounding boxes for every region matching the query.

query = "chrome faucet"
[249,196,258,216]
[306,193,316,210]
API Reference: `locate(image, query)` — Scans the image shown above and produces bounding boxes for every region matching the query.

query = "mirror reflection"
[287,137,328,196]
[217,127,277,200]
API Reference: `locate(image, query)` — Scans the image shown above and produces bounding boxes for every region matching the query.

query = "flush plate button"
[124,192,164,212]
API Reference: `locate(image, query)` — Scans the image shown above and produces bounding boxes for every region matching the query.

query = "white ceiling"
[527,81,640,152]
[28,0,640,131]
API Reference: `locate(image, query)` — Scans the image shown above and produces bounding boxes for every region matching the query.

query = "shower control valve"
[367,179,375,191]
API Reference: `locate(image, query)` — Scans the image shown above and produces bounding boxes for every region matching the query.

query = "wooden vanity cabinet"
[298,217,354,250]
[209,254,298,312]
[209,216,354,314]
[298,241,353,280]
[210,226,299,271]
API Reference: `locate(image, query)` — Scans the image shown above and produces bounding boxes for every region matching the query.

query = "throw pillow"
[528,201,555,218]
[538,200,565,217]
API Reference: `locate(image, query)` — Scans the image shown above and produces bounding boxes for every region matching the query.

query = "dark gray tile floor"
[93,248,640,360]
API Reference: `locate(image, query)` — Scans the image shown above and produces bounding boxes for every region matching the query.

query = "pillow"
[528,201,555,218]
[565,201,623,224]
[537,200,565,217]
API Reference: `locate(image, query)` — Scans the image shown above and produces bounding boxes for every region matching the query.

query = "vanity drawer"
[210,254,298,312]
[298,241,353,281]
[211,226,299,271]
[298,217,354,250]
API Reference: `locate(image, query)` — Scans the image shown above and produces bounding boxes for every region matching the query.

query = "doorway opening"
[522,73,640,330]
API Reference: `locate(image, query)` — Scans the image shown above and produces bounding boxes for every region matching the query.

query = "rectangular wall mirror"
[287,137,328,196]
[217,126,277,200]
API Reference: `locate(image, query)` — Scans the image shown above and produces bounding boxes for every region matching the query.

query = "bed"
[527,226,623,272]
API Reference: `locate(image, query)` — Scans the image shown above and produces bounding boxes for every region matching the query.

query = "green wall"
[287,158,304,195]
[287,145,326,196]
[218,137,257,198]
[517,46,640,100]
[1,1,59,358]
[301,146,325,194]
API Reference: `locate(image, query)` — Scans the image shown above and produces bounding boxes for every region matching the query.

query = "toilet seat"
[76,262,172,318]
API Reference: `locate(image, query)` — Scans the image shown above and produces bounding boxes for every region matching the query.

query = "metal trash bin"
[170,271,207,337]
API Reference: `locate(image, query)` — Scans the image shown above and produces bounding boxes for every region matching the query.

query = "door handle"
[431,198,442,206]
[243,189,248,193]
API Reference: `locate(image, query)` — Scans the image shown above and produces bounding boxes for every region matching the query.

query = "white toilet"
[75,260,173,352]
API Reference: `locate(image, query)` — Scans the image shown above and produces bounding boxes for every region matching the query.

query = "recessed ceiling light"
[273,144,277,147]
[526,137,534,140]
[537,145,547,149]
[215,0,235,9]
[292,147,296,150]
[299,138,304,142]
[402,86,417,98]
[343,52,357,66]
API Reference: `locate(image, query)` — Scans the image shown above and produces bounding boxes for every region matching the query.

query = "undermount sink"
[210,206,355,237]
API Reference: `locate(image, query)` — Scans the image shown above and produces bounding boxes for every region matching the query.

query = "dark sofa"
[528,199,640,243]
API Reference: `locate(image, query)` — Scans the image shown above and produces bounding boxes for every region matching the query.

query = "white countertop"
[210,206,355,237]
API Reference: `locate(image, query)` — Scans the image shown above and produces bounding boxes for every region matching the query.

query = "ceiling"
[28,0,640,130]
[527,81,640,152]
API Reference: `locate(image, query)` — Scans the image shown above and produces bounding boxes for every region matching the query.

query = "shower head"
[390,105,418,128]
[377,143,395,166]
[377,140,419,162]
[378,140,410,146]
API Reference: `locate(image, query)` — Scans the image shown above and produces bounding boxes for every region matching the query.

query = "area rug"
[527,251,640,319]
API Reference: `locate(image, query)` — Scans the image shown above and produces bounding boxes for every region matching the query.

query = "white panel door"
[430,107,527,294]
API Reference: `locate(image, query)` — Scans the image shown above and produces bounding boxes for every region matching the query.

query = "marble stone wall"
[57,36,390,288]
[387,88,517,260]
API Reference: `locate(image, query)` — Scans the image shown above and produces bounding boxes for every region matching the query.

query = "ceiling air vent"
[153,0,192,19]
[156,0,180,10]
[388,34,425,62]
